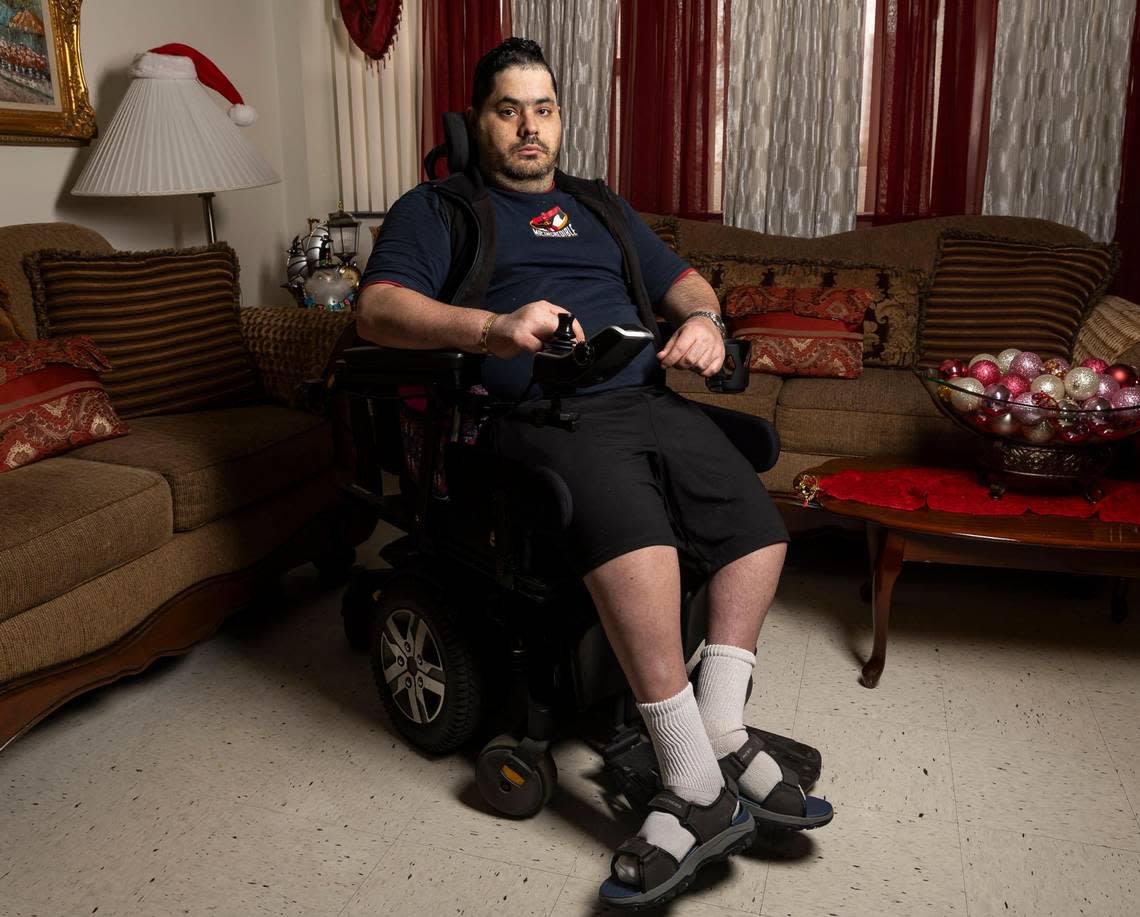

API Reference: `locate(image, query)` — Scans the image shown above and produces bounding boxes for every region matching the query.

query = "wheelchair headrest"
[423,112,475,179]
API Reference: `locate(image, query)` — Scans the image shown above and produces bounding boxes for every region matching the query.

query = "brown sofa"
[655,214,1140,497]
[0,223,376,749]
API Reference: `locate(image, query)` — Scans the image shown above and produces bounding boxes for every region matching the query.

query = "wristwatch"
[686,310,727,337]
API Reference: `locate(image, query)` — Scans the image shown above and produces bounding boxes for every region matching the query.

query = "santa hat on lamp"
[129,43,257,126]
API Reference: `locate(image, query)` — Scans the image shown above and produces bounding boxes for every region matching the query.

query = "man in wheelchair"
[355,38,831,909]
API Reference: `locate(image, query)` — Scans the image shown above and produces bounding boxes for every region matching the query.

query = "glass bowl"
[917,369,1140,447]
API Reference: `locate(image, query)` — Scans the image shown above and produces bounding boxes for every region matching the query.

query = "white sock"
[614,683,725,884]
[696,643,783,802]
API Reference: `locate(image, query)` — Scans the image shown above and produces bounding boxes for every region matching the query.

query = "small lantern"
[326,202,360,265]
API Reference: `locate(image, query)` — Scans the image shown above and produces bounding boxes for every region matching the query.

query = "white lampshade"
[72,54,278,197]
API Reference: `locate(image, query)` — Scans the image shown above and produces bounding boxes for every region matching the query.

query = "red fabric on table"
[817,467,1140,525]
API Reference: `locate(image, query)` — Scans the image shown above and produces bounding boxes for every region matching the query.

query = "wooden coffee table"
[795,457,1140,688]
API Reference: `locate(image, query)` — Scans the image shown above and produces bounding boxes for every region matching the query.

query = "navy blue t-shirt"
[361,182,690,399]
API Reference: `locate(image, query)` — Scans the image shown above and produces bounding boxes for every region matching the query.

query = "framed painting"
[0,0,95,144]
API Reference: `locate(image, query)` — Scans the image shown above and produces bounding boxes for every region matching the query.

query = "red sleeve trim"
[668,267,697,289]
[361,279,406,290]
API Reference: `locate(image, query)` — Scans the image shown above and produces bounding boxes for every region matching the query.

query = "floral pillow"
[0,336,128,473]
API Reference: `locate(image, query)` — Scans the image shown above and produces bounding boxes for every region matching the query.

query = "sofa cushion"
[686,253,924,369]
[727,286,868,379]
[775,367,964,458]
[1,337,128,473]
[70,405,335,532]
[0,456,171,621]
[23,244,260,417]
[919,233,1119,366]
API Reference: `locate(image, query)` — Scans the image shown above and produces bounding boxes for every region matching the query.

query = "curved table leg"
[861,528,905,689]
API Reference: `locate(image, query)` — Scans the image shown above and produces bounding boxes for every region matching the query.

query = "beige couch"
[655,214,1140,497]
[0,223,375,749]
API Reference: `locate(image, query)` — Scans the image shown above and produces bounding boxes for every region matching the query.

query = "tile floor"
[2,524,1139,916]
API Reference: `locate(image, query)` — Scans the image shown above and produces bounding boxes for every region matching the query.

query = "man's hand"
[657,316,725,377]
[486,300,585,358]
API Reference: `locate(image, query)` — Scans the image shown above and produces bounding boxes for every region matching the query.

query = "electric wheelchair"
[334,117,821,819]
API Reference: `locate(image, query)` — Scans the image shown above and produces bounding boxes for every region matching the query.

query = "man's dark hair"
[471,38,558,112]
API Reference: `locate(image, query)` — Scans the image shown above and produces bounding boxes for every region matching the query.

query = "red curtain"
[339,0,403,61]
[610,0,725,218]
[871,0,941,223]
[871,0,999,223]
[420,0,511,176]
[929,0,999,216]
[1113,8,1140,302]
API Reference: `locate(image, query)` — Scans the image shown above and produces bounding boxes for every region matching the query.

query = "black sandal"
[720,727,833,830]
[598,786,755,909]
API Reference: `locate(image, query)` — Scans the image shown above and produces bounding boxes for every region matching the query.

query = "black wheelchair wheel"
[475,734,557,818]
[369,581,483,754]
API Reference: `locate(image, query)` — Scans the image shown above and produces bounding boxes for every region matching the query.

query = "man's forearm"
[658,271,722,328]
[356,283,493,352]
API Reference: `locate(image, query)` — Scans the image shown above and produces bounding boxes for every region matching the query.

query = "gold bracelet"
[478,313,498,353]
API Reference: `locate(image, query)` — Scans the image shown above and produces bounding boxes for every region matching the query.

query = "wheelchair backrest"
[423,112,475,180]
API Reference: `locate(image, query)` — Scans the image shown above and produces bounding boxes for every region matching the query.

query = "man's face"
[470,65,561,185]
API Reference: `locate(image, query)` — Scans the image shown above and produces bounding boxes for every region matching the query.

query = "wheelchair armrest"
[695,402,780,473]
[336,345,484,392]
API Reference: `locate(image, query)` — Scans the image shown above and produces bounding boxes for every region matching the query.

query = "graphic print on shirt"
[529,205,578,238]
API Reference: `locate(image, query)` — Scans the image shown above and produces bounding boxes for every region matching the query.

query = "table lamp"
[71,43,279,243]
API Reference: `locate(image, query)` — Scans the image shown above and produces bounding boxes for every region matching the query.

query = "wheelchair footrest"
[601,727,825,812]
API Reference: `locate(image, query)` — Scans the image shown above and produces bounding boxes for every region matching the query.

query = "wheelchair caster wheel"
[475,735,557,819]
[370,580,483,754]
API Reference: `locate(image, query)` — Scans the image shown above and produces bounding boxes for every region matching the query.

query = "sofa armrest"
[1075,295,1140,368]
[240,306,357,408]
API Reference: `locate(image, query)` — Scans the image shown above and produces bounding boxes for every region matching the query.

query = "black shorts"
[480,386,789,576]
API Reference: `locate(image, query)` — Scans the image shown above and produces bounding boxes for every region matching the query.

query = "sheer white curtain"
[512,0,617,179]
[983,0,1136,242]
[723,0,866,237]
[330,0,422,213]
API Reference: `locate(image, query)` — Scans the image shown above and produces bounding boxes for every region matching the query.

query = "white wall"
[0,0,342,306]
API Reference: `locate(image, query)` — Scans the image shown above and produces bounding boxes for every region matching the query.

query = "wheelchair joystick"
[547,312,577,354]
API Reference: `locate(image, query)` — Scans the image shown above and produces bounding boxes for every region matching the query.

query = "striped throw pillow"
[919,233,1118,367]
[24,245,259,418]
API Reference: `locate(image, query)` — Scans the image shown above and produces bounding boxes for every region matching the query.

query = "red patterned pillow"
[725,286,870,379]
[0,336,128,473]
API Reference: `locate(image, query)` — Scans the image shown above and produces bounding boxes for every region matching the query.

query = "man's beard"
[496,138,559,181]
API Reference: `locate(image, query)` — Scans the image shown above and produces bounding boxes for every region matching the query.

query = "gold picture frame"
[0,0,95,145]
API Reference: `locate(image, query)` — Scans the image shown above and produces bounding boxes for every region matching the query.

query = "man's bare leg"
[697,542,790,801]
[583,544,688,703]
[585,545,727,879]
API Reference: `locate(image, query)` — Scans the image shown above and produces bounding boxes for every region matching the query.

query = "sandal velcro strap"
[647,787,738,846]
[610,836,680,892]
[720,728,768,784]
[757,763,808,817]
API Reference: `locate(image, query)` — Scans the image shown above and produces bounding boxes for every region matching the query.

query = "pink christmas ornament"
[996,348,1022,374]
[969,359,1001,387]
[982,383,1012,415]
[1009,351,1044,380]
[1107,363,1138,388]
[1109,386,1140,422]
[1011,391,1052,425]
[1080,357,1108,374]
[999,373,1030,397]
[938,358,968,379]
[1096,374,1121,400]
